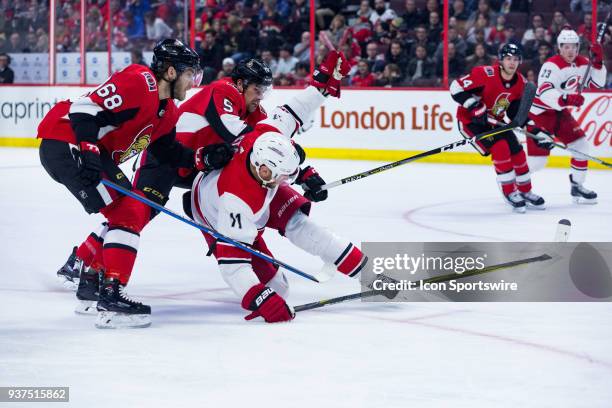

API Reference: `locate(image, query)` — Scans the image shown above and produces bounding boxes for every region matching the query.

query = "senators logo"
[112,125,153,163]
[491,93,511,116]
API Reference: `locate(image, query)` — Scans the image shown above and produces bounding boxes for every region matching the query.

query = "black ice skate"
[503,191,526,213]
[520,191,545,209]
[95,278,151,329]
[56,246,81,291]
[570,175,597,204]
[75,267,102,315]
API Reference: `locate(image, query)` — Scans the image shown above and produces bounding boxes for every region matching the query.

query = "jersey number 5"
[230,212,242,229]
[95,83,124,110]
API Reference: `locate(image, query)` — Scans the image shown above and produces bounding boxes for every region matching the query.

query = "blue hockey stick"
[101,179,320,283]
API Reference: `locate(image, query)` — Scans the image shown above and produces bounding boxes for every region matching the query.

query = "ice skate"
[570,175,597,204]
[504,191,526,213]
[521,191,545,209]
[56,246,81,290]
[75,266,101,315]
[95,278,151,329]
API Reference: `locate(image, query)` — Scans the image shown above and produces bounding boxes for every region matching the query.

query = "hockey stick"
[320,83,536,191]
[488,116,612,168]
[578,10,611,93]
[101,179,321,283]
[294,253,552,312]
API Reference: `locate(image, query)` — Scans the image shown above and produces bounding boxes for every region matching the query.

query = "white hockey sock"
[568,137,589,184]
[284,212,350,266]
[527,155,548,172]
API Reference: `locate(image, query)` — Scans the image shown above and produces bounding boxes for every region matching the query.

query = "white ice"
[1,147,611,407]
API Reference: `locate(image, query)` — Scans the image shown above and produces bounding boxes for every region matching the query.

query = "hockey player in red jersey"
[450,43,544,213]
[191,51,368,323]
[526,28,606,204]
[38,39,223,328]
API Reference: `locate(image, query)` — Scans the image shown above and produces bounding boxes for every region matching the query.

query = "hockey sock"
[511,150,532,193]
[75,222,108,266]
[284,212,366,277]
[569,137,590,184]
[490,140,515,195]
[102,226,139,284]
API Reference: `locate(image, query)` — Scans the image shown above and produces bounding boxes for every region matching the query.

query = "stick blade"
[514,82,536,126]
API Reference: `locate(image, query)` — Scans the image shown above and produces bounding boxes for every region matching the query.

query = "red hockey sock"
[512,150,532,193]
[102,227,139,284]
[75,222,108,267]
[336,244,367,277]
[490,140,515,196]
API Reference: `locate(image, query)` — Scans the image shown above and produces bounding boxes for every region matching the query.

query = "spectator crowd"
[0,0,611,87]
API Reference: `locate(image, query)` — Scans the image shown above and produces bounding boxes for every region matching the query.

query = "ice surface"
[1,148,611,407]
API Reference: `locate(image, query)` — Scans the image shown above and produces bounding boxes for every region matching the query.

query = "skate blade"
[526,202,546,210]
[511,206,526,213]
[75,300,98,315]
[57,274,79,291]
[95,311,151,329]
[572,196,597,205]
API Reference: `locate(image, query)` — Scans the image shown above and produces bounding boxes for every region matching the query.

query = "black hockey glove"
[296,166,328,202]
[531,129,555,151]
[293,142,306,165]
[77,142,103,186]
[195,143,233,171]
[466,99,487,126]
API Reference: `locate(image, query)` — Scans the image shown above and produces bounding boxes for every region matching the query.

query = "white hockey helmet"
[557,29,580,49]
[250,132,300,187]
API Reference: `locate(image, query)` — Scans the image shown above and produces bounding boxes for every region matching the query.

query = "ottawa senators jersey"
[175,78,267,151]
[531,55,607,115]
[450,64,527,124]
[37,64,177,164]
[191,121,283,246]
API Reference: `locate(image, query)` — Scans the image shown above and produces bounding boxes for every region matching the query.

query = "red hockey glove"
[242,284,295,323]
[311,50,350,97]
[77,142,103,186]
[590,43,603,69]
[195,143,233,172]
[296,166,328,202]
[559,94,584,108]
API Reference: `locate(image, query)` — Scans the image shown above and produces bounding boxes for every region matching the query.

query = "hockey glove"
[293,142,306,165]
[296,166,328,202]
[590,43,604,69]
[559,94,584,108]
[531,128,555,151]
[311,50,350,97]
[467,99,487,126]
[77,142,103,186]
[195,143,233,171]
[242,283,295,323]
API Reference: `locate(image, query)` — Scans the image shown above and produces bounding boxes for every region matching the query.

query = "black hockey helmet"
[231,58,273,90]
[498,42,523,63]
[151,38,203,86]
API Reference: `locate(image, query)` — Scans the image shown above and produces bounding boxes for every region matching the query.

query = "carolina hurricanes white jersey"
[531,54,607,115]
[191,88,322,246]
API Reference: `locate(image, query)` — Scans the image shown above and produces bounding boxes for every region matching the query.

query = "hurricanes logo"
[112,125,153,163]
[491,93,511,116]
[561,75,580,91]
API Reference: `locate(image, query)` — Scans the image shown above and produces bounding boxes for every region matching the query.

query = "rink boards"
[0,86,610,169]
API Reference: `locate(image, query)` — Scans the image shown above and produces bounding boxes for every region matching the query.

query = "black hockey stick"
[294,253,552,312]
[320,83,536,191]
[101,179,321,283]
[489,116,612,168]
[578,10,611,93]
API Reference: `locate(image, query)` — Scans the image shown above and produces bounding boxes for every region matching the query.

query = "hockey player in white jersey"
[526,28,607,203]
[190,51,368,323]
